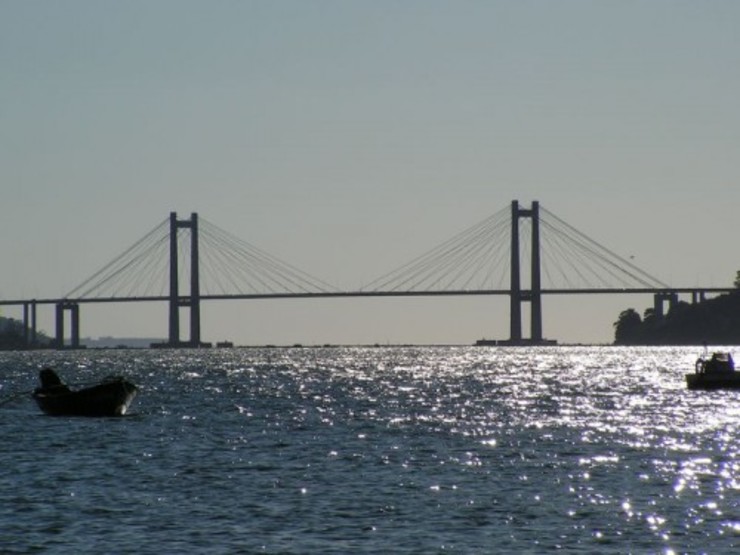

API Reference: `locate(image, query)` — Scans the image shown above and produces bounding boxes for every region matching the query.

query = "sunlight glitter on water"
[1,345,739,553]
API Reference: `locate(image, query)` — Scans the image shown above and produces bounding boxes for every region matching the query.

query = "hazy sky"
[2,1,739,345]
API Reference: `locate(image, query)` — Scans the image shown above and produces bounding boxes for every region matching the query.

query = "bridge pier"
[55,301,80,349]
[653,292,678,318]
[22,300,38,347]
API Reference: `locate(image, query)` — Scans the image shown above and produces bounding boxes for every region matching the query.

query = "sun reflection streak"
[200,345,740,550]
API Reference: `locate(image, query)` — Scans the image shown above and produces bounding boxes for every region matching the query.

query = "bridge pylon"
[507,200,549,345]
[167,212,202,347]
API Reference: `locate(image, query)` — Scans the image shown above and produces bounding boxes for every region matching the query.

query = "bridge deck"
[0,287,734,306]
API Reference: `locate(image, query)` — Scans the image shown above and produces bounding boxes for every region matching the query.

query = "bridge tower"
[509,200,544,345]
[168,212,202,347]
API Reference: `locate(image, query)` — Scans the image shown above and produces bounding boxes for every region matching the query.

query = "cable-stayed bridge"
[2,201,732,348]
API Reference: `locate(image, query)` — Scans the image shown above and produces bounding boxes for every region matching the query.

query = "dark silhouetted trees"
[613,309,643,344]
[613,290,740,345]
[0,317,51,349]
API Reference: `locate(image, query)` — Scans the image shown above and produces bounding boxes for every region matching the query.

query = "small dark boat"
[32,368,138,416]
[686,352,740,390]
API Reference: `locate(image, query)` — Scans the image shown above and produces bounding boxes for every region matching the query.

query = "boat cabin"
[700,352,735,374]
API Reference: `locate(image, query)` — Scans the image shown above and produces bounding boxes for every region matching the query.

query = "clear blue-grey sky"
[2,1,739,345]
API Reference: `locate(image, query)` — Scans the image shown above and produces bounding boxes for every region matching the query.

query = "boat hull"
[33,379,138,417]
[685,372,740,390]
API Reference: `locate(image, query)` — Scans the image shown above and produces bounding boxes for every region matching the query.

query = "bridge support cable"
[538,207,669,290]
[198,218,337,295]
[543,231,632,289]
[360,206,511,292]
[405,227,505,291]
[198,225,303,294]
[63,218,171,299]
[540,225,640,288]
[539,227,596,289]
[534,221,619,289]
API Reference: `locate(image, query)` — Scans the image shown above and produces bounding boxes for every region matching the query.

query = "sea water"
[0,346,737,554]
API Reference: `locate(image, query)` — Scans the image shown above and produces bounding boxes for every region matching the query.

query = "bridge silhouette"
[2,200,733,348]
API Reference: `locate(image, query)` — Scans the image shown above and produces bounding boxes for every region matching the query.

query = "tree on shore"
[0,316,51,349]
[613,271,740,345]
[613,308,642,345]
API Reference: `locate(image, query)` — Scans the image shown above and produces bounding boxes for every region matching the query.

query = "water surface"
[1,346,737,553]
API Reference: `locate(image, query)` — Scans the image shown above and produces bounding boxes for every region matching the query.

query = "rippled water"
[1,346,738,553]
